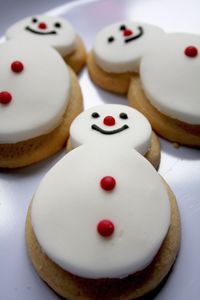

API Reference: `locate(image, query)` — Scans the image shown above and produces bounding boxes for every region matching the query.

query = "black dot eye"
[119,112,128,119]
[54,22,61,28]
[91,112,100,118]
[108,36,115,43]
[32,18,38,23]
[119,25,126,31]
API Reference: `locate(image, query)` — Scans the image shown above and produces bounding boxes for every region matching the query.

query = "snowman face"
[140,33,200,124]
[6,15,76,57]
[93,21,165,73]
[70,104,151,155]
[0,39,70,143]
[31,145,170,279]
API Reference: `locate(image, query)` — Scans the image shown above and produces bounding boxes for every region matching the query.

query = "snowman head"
[93,21,165,73]
[70,104,152,155]
[0,39,70,143]
[6,15,76,56]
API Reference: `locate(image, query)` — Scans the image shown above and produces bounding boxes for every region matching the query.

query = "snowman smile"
[25,26,57,35]
[125,26,144,43]
[91,124,129,135]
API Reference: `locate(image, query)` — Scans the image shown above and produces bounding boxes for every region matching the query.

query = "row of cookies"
[0,16,199,169]
[0,14,194,299]
[88,21,200,147]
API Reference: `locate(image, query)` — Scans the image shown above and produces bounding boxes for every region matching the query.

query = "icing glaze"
[69,104,152,155]
[93,21,165,73]
[6,15,76,57]
[0,39,70,143]
[140,33,200,124]
[31,144,170,279]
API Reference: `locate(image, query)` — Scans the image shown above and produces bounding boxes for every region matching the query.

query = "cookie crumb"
[172,142,180,149]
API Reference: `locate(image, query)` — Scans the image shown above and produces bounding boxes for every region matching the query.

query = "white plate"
[0,0,200,299]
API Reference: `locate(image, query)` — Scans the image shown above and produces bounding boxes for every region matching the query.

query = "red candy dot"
[97,220,115,237]
[11,61,24,73]
[123,29,133,37]
[0,91,12,104]
[100,176,116,191]
[103,116,116,126]
[38,22,47,30]
[184,46,198,57]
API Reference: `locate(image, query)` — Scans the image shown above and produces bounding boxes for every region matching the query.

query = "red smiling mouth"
[25,26,57,35]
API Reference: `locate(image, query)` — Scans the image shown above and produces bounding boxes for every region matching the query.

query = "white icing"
[0,39,70,143]
[6,15,76,57]
[140,33,200,125]
[31,144,170,279]
[70,104,152,155]
[93,21,165,73]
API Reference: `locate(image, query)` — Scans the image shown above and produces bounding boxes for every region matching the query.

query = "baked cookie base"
[128,75,200,147]
[26,181,180,300]
[87,51,134,94]
[66,131,161,170]
[64,36,87,74]
[0,68,83,168]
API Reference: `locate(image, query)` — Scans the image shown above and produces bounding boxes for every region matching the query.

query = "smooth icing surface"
[70,104,152,155]
[140,33,200,125]
[31,144,170,279]
[0,39,70,143]
[93,21,165,73]
[6,15,76,57]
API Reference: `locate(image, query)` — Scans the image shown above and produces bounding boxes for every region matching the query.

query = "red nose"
[38,22,47,30]
[123,28,133,37]
[103,116,116,126]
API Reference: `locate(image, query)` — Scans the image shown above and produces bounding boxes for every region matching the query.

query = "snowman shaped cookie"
[89,23,200,146]
[88,21,165,94]
[26,105,180,299]
[6,15,86,73]
[69,104,161,168]
[128,32,200,147]
[0,39,83,168]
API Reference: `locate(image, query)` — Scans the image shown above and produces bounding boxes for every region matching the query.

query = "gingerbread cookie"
[87,21,165,94]
[128,33,200,147]
[6,15,87,73]
[0,39,83,168]
[68,104,160,168]
[26,103,180,299]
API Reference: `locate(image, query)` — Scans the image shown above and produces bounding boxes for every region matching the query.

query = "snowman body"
[31,105,170,279]
[32,144,170,279]
[0,39,70,143]
[140,32,200,124]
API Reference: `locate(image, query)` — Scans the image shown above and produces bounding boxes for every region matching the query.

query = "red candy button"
[103,116,116,126]
[123,29,133,37]
[184,46,198,57]
[0,91,12,104]
[97,220,115,237]
[38,22,47,30]
[11,61,24,73]
[100,176,116,191]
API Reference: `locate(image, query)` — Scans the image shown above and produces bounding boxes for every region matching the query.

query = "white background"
[0,0,200,299]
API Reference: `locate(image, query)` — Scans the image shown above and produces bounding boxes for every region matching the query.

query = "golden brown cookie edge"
[128,75,200,147]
